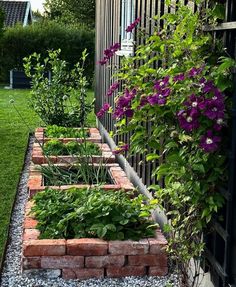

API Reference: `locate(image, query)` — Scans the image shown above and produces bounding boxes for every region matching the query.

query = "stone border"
[28,163,134,198]
[32,142,115,164]
[35,128,102,144]
[22,201,168,280]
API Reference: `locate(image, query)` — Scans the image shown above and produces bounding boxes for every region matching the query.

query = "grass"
[0,88,95,265]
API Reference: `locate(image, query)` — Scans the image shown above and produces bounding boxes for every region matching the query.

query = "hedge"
[0,21,95,84]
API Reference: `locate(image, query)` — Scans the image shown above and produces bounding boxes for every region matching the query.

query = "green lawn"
[0,88,95,266]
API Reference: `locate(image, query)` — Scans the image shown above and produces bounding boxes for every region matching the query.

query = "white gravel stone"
[0,136,180,287]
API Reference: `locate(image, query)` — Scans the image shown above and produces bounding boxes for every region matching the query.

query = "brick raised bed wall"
[32,142,115,164]
[35,128,102,144]
[28,163,134,198]
[23,202,168,279]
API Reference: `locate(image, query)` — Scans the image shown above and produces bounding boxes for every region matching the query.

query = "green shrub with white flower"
[97,3,236,284]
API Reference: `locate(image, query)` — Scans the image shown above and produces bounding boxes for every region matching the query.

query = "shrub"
[0,21,95,84]
[32,188,158,240]
[24,50,93,126]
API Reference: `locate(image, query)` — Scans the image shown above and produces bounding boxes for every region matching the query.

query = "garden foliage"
[0,21,94,84]
[24,49,93,127]
[45,125,89,138]
[43,140,101,156]
[97,2,236,284]
[32,188,157,240]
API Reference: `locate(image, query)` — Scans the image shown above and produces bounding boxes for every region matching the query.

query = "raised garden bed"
[35,127,102,144]
[22,200,168,279]
[32,142,115,164]
[28,163,134,197]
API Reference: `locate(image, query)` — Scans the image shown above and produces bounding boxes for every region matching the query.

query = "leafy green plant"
[31,188,158,240]
[97,2,236,286]
[24,49,93,127]
[43,140,101,156]
[45,125,89,138]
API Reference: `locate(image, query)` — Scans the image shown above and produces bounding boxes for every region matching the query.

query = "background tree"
[44,0,95,27]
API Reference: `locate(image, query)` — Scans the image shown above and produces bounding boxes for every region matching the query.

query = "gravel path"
[0,136,179,287]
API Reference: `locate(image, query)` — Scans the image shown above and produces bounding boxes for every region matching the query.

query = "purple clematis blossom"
[188,66,204,78]
[98,42,121,66]
[173,73,185,82]
[177,108,200,132]
[107,82,120,97]
[98,58,108,65]
[113,88,136,119]
[184,94,206,110]
[204,100,224,120]
[96,103,111,118]
[199,130,221,152]
[154,76,170,90]
[126,17,141,33]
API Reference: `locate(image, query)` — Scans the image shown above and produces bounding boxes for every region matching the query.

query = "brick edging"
[23,201,168,279]
[27,163,134,197]
[35,128,102,144]
[32,143,115,164]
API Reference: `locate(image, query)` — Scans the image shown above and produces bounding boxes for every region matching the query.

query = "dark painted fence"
[95,0,236,286]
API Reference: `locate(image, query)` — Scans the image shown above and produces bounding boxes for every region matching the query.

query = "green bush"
[24,50,93,126]
[0,21,95,84]
[32,188,158,240]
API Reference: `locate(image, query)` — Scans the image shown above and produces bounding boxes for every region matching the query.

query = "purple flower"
[104,49,114,58]
[107,82,119,97]
[126,17,141,33]
[173,73,185,82]
[154,76,170,90]
[98,58,108,65]
[177,109,200,132]
[96,103,110,118]
[188,66,204,78]
[184,94,206,110]
[111,43,121,51]
[112,89,136,119]
[98,43,121,66]
[138,96,149,109]
[199,130,221,152]
[202,80,215,93]
[112,144,129,155]
[148,88,171,106]
[214,118,224,131]
[204,100,224,120]
[148,93,165,106]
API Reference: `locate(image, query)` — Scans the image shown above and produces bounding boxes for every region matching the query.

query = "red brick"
[149,266,168,276]
[106,266,146,278]
[24,218,38,229]
[41,256,84,269]
[62,269,76,279]
[148,238,167,255]
[23,239,66,256]
[67,239,108,256]
[128,255,161,266]
[85,255,125,268]
[109,239,149,255]
[23,229,40,240]
[22,257,41,269]
[62,268,104,280]
[35,127,44,132]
